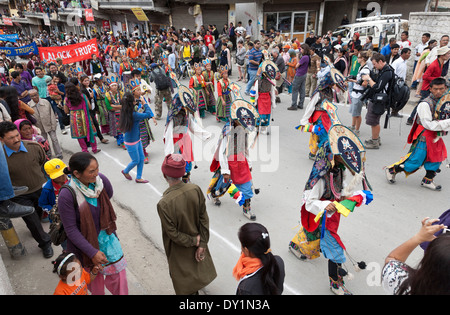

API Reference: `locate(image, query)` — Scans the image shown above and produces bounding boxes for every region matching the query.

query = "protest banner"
[0,34,19,43]
[85,8,94,22]
[38,38,98,64]
[2,17,12,26]
[0,42,38,57]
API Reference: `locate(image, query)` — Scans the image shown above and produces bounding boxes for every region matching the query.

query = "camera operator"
[361,53,394,149]
[346,50,371,136]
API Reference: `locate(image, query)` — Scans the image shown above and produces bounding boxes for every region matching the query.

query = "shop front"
[264,10,317,43]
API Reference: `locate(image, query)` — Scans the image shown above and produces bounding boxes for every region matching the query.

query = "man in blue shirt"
[245,40,262,95]
[380,38,396,57]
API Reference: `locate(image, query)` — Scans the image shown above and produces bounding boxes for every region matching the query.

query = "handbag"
[48,185,77,246]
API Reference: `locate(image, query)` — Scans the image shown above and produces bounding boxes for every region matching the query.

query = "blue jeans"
[0,145,14,201]
[245,68,258,94]
[124,141,145,179]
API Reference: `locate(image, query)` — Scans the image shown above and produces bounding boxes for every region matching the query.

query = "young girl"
[233,223,285,295]
[119,91,155,183]
[202,59,216,115]
[52,252,101,295]
[216,65,233,122]
[189,63,208,118]
[105,74,124,148]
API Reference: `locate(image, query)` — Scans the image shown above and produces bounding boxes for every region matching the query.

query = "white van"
[332,14,408,51]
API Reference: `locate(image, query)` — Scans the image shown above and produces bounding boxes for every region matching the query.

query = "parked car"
[332,14,408,51]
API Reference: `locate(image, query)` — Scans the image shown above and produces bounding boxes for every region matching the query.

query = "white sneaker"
[421,178,442,191]
[243,208,256,221]
[385,167,396,184]
[329,277,353,295]
[61,129,68,135]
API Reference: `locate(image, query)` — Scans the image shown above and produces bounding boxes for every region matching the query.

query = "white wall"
[407,11,450,83]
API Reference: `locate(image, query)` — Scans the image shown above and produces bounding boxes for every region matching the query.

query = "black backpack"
[390,74,410,111]
[382,65,411,128]
[152,67,171,90]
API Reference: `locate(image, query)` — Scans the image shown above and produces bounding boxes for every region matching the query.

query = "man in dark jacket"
[361,53,394,149]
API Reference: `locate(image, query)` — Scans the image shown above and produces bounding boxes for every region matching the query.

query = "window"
[278,12,291,32]
[293,12,306,33]
[264,11,317,37]
[265,13,277,33]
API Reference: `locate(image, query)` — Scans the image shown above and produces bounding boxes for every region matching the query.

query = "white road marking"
[100,149,303,295]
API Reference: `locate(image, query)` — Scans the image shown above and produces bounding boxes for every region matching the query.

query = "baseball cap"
[44,158,67,180]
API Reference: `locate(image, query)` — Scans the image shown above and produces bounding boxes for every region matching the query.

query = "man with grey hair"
[272,47,286,101]
[28,89,63,159]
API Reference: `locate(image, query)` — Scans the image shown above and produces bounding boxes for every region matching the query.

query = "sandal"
[135,178,149,184]
[101,139,109,144]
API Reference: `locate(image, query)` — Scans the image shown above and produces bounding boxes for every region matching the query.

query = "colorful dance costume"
[202,59,217,115]
[216,65,233,122]
[298,67,341,159]
[105,75,124,147]
[93,80,110,134]
[289,122,372,295]
[385,91,450,190]
[210,100,260,220]
[189,64,208,118]
[119,61,133,87]
[252,74,275,133]
[164,92,211,183]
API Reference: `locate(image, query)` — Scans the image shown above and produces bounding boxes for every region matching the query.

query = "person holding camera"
[346,51,371,136]
[361,53,394,149]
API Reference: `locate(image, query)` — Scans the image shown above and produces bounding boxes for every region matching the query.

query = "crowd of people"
[0,19,449,297]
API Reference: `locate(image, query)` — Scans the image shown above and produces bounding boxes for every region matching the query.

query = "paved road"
[2,67,448,295]
[54,70,450,295]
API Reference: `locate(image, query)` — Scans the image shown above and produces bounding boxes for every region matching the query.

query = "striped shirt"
[248,48,262,70]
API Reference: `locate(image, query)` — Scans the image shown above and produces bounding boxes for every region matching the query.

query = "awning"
[13,22,21,26]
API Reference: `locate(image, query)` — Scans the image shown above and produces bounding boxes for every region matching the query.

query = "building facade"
[0,0,439,40]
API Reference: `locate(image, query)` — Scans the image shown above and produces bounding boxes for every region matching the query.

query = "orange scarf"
[232,253,263,281]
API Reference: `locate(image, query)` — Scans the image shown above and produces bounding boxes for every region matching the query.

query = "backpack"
[390,74,410,111]
[382,65,410,128]
[152,67,171,90]
[48,185,77,246]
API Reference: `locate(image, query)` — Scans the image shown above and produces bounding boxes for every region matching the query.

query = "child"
[216,65,233,122]
[48,76,64,108]
[189,62,208,118]
[202,58,216,115]
[39,158,69,249]
[52,252,101,295]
